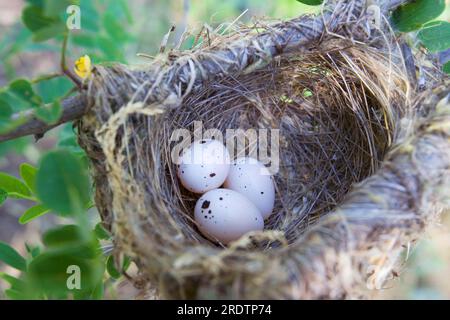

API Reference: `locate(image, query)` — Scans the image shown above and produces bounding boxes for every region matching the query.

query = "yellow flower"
[74,55,92,79]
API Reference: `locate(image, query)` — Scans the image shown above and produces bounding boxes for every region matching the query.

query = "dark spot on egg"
[200,140,206,144]
[261,192,264,194]
[182,171,185,174]
[201,200,211,209]
[208,210,212,214]
[203,176,207,179]
[204,215,207,219]
[219,197,223,200]
[209,173,216,177]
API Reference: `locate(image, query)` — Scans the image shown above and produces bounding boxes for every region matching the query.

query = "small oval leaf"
[9,79,42,107]
[418,21,450,53]
[19,163,38,194]
[36,150,91,216]
[0,242,27,271]
[106,255,121,279]
[296,0,323,5]
[0,172,32,199]
[19,204,50,224]
[94,222,111,240]
[392,0,446,32]
[42,225,84,247]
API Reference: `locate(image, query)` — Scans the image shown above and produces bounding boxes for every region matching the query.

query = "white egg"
[177,139,230,193]
[224,157,275,219]
[194,188,264,244]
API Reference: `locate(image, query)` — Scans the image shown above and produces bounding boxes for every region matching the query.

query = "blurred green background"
[0,0,449,300]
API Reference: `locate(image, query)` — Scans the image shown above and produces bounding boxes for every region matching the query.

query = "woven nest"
[76,0,450,299]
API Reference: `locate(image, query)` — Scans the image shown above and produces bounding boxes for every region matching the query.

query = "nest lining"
[75,0,450,299]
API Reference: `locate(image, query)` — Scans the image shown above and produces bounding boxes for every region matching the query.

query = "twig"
[60,32,82,88]
[0,94,87,143]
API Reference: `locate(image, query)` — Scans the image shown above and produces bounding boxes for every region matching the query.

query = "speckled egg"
[224,157,275,219]
[177,139,230,193]
[194,188,264,244]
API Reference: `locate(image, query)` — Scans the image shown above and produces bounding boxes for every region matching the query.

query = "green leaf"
[0,92,30,133]
[94,223,111,240]
[392,0,446,32]
[22,5,56,31]
[418,21,450,53]
[0,96,13,120]
[27,251,103,296]
[9,79,42,106]
[444,61,450,75]
[102,13,129,42]
[78,0,99,32]
[122,256,131,272]
[42,225,84,247]
[19,204,50,224]
[25,243,41,258]
[0,90,30,113]
[32,21,67,42]
[22,5,66,42]
[0,272,26,291]
[296,0,323,5]
[5,288,26,300]
[0,189,7,206]
[0,172,32,199]
[72,34,97,48]
[0,242,27,271]
[0,272,27,300]
[106,255,121,279]
[97,36,124,62]
[44,0,79,17]
[35,99,62,124]
[90,281,104,300]
[26,0,44,8]
[20,163,38,194]
[62,243,101,260]
[57,136,86,157]
[36,150,91,216]
[0,97,14,134]
[35,76,73,103]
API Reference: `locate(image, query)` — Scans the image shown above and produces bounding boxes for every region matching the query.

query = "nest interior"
[169,42,406,242]
[76,1,450,299]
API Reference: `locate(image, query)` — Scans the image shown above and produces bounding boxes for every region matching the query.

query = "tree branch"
[0,94,87,143]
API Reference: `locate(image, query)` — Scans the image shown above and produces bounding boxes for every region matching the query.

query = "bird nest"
[76,0,450,299]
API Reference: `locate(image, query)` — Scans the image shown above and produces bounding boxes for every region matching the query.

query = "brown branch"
[0,94,87,143]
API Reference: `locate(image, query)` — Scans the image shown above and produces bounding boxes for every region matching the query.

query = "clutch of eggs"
[176,140,275,244]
